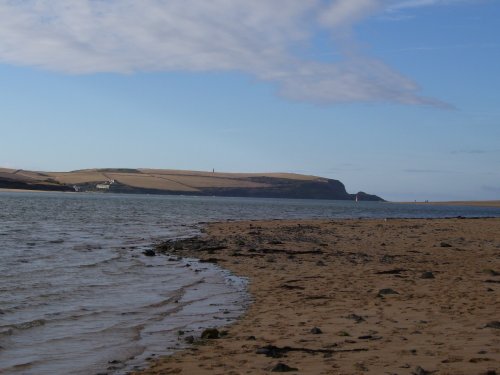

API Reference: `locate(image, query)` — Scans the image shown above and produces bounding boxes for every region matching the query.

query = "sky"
[1,0,499,201]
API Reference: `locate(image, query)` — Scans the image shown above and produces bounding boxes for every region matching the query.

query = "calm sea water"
[1,192,499,374]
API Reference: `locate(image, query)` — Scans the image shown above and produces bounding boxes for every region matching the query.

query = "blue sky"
[1,0,499,201]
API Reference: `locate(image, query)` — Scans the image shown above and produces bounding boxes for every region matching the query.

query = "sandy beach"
[133,218,500,375]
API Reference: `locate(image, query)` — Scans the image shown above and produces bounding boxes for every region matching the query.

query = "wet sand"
[136,218,500,375]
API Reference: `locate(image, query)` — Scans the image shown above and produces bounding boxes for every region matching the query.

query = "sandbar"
[135,218,500,375]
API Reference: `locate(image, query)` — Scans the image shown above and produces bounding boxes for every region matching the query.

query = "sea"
[1,191,500,375]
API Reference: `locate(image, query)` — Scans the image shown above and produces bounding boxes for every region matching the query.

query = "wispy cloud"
[380,0,474,21]
[451,148,500,155]
[388,0,470,11]
[451,149,488,155]
[0,0,463,106]
[404,168,457,174]
[395,43,500,52]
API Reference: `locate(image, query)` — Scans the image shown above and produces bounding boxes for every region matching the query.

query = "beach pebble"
[268,240,283,245]
[358,334,382,340]
[485,269,500,276]
[440,242,452,248]
[354,362,368,371]
[484,321,500,329]
[256,345,283,358]
[469,357,491,363]
[201,328,220,339]
[377,288,399,296]
[412,366,432,375]
[271,363,298,372]
[421,271,435,279]
[346,313,365,323]
[310,327,322,334]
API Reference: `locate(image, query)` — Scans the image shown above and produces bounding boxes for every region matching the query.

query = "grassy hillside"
[0,168,383,201]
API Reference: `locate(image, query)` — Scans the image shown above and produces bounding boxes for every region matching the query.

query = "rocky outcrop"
[199,178,384,201]
[91,177,384,201]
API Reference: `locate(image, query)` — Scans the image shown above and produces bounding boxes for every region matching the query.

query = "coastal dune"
[137,218,500,375]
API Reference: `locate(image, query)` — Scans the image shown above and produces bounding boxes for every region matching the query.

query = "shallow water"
[1,192,499,374]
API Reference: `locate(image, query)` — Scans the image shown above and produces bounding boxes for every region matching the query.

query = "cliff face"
[0,168,384,201]
[68,177,383,201]
[200,177,383,201]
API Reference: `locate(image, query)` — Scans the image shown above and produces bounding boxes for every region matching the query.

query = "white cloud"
[319,0,383,29]
[0,0,453,106]
[391,0,445,9]
[389,0,471,10]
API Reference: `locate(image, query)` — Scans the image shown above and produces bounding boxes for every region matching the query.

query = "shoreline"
[2,187,499,209]
[135,217,500,375]
[397,200,500,208]
[0,231,250,375]
[0,188,75,194]
[118,256,250,375]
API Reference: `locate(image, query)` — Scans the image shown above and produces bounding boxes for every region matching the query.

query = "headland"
[0,167,382,201]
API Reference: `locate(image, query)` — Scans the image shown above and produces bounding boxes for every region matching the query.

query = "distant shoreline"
[0,188,74,194]
[399,200,500,208]
[1,188,498,208]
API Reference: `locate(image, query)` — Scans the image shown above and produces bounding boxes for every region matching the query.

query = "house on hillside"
[96,184,110,190]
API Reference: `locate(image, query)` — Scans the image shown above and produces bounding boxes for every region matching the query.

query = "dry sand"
[135,218,500,375]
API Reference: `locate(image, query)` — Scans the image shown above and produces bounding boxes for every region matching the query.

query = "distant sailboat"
[355,194,358,202]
